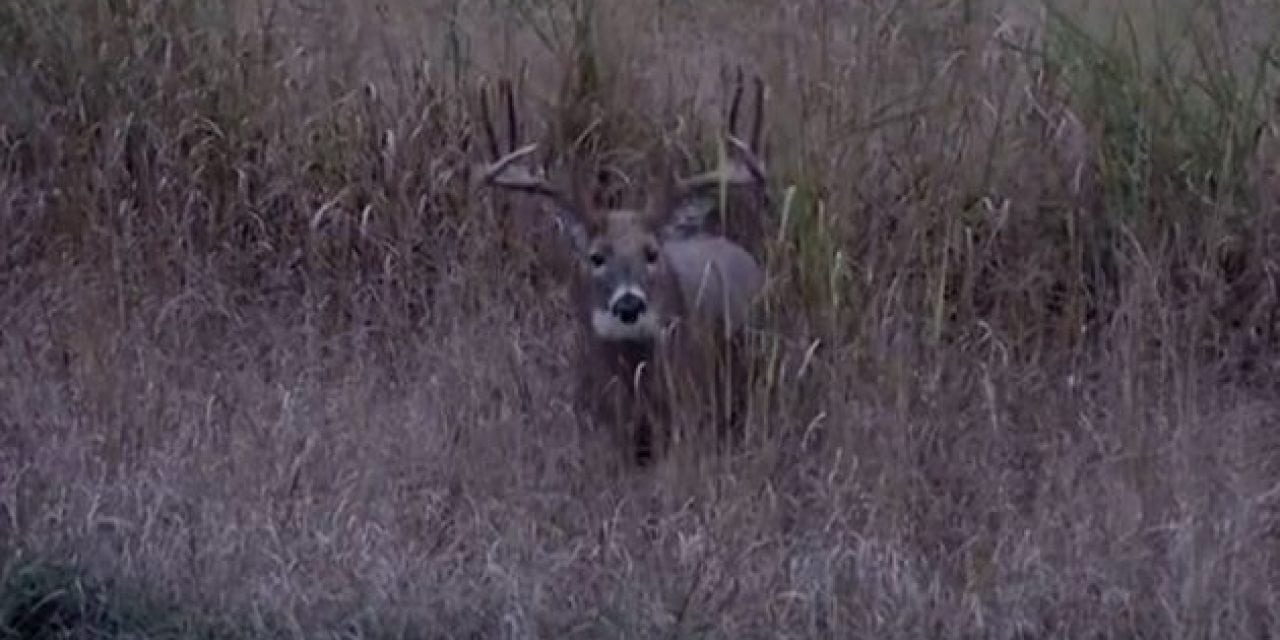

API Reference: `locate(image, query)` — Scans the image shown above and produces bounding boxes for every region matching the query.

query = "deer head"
[474,75,768,345]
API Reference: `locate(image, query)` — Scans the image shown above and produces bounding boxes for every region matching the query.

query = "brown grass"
[2,0,1279,637]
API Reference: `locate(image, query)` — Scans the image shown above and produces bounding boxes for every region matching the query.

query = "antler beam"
[474,78,593,225]
[673,69,768,199]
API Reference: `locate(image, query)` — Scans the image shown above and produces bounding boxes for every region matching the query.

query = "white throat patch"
[591,309,660,341]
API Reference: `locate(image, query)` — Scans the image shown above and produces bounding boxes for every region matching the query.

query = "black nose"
[611,293,647,324]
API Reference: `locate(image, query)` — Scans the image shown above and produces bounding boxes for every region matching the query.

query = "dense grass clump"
[2,0,1278,637]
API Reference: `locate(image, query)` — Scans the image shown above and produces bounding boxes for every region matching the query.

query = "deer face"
[582,210,678,342]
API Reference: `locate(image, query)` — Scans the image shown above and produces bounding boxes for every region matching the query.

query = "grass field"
[2,0,1279,637]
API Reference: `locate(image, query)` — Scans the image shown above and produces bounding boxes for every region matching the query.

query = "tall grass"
[2,0,1278,637]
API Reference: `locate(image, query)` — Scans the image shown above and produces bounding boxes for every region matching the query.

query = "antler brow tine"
[481,143,541,183]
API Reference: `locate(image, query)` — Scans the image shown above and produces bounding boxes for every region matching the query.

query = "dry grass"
[2,0,1279,637]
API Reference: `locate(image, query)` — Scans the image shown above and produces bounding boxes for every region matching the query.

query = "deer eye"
[588,251,606,268]
[644,245,660,264]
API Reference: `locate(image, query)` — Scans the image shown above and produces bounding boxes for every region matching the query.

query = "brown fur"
[568,211,755,464]
[476,77,769,465]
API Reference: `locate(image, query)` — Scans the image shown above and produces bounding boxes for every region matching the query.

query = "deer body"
[569,214,764,461]
[477,76,769,464]
[663,235,764,331]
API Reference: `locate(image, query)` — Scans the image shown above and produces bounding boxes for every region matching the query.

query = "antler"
[480,143,560,197]
[476,78,586,217]
[674,70,768,197]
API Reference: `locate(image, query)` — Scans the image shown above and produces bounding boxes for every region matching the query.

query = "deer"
[474,76,770,465]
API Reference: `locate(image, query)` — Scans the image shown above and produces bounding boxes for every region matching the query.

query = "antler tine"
[479,82,501,160]
[726,66,745,136]
[501,77,519,154]
[474,75,599,232]
[749,74,765,153]
[674,71,768,197]
[482,143,537,183]
[727,134,766,183]
[481,142,576,204]
[648,135,677,219]
[673,135,766,195]
[476,78,558,197]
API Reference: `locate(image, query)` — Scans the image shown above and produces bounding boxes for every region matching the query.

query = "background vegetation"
[2,0,1278,637]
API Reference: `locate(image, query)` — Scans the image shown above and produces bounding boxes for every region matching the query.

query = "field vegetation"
[2,0,1279,637]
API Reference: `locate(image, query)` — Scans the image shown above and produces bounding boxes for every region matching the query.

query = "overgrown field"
[2,1,1279,637]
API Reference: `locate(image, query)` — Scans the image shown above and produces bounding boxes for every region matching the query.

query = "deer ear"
[659,194,716,241]
[550,204,591,253]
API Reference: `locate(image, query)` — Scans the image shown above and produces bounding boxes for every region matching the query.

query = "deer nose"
[611,293,647,324]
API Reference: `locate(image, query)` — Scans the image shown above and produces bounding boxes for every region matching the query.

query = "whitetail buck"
[475,77,769,465]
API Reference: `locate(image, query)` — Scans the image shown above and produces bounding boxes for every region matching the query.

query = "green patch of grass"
[1045,0,1278,222]
[0,555,254,640]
